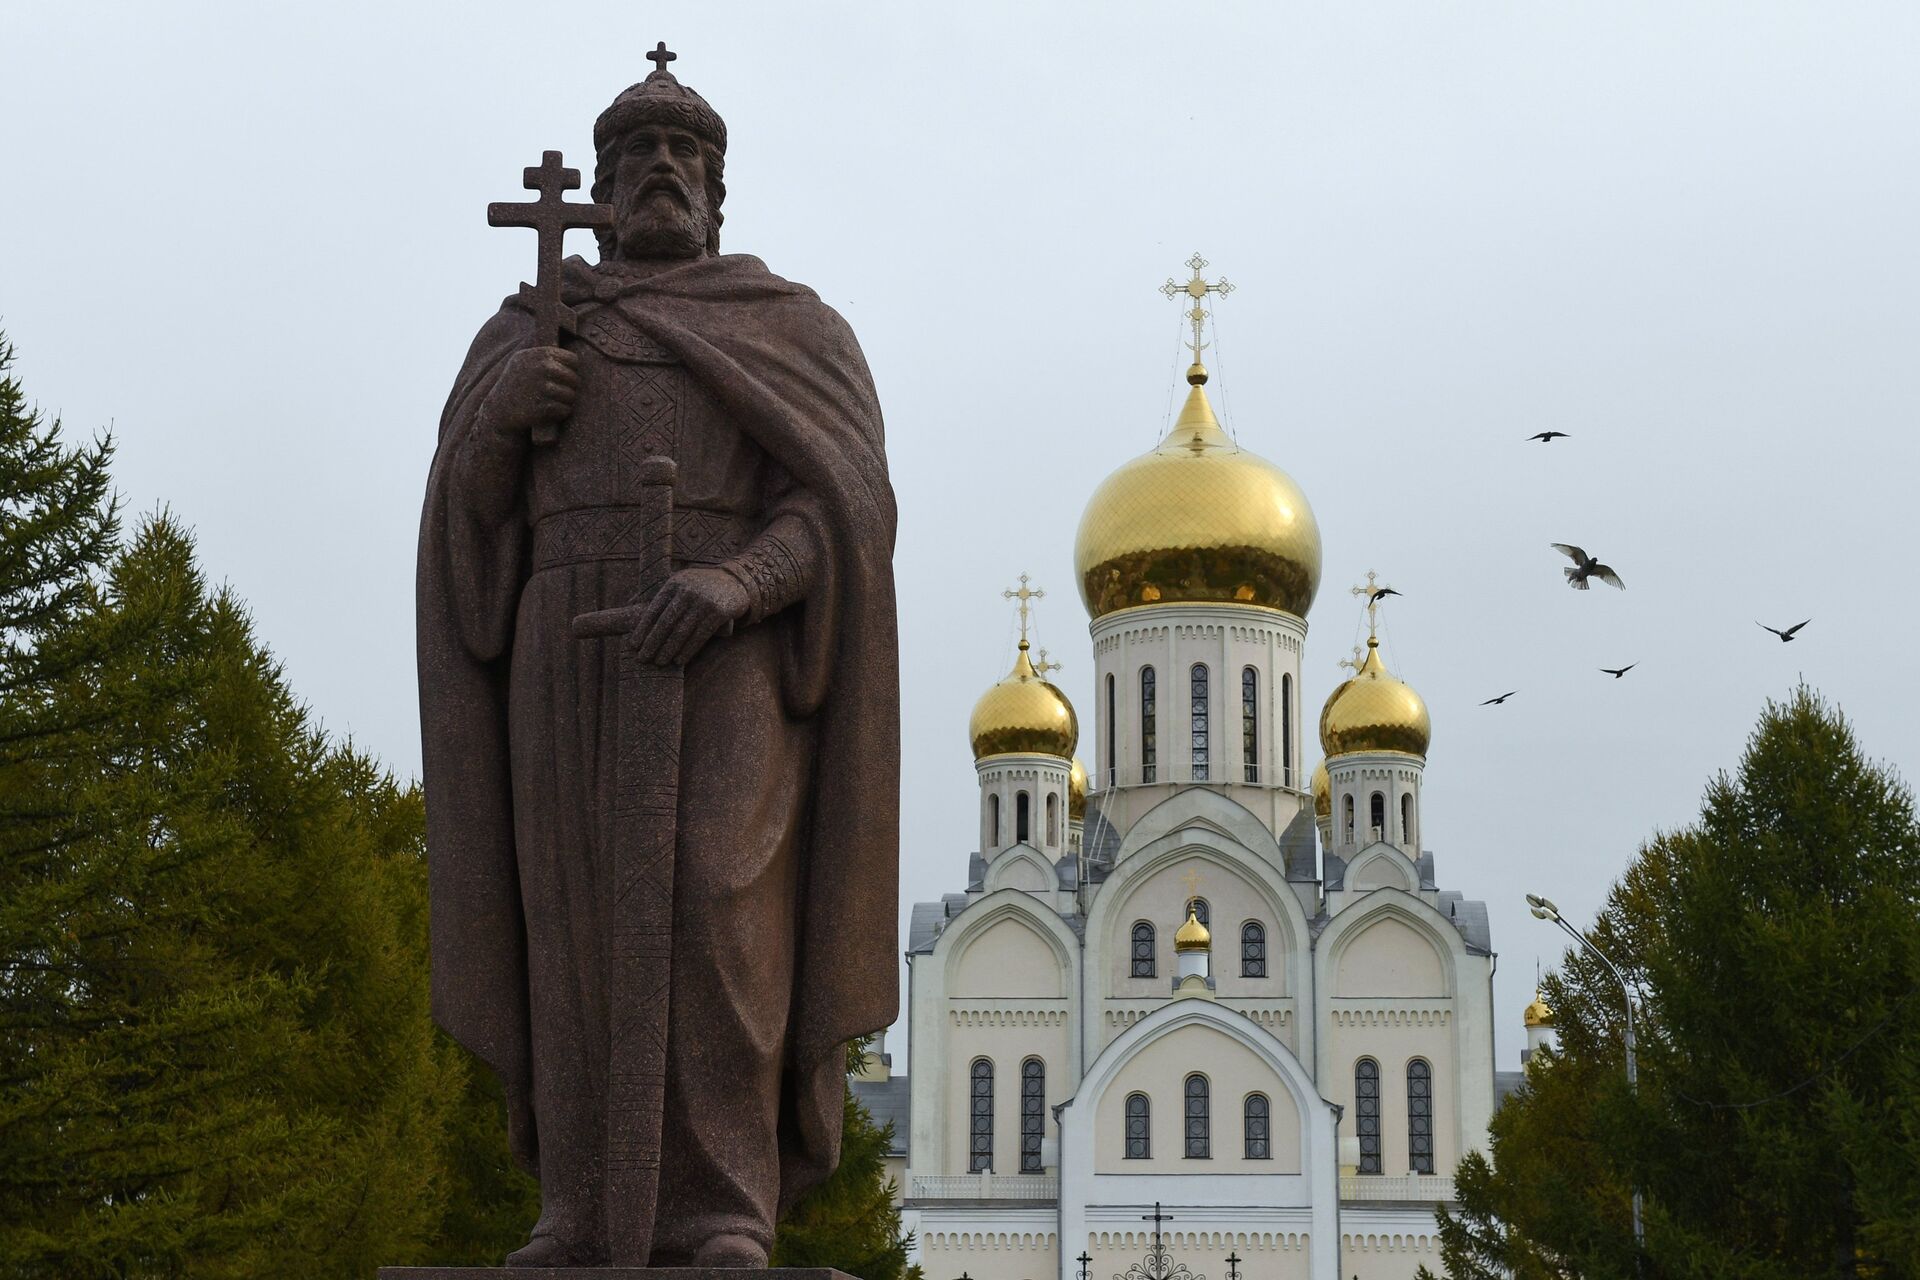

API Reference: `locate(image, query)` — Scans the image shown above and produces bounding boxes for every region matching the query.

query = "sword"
[570,456,680,1266]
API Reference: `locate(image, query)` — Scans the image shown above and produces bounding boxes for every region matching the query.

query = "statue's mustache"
[632,174,692,209]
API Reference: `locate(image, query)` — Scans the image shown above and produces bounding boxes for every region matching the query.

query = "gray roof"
[1437,891,1493,955]
[851,1075,910,1156]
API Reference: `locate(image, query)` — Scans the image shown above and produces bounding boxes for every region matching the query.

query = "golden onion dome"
[1174,905,1212,954]
[1311,759,1330,818]
[969,641,1078,761]
[1068,757,1088,819]
[1319,635,1431,759]
[1073,365,1322,621]
[1523,988,1555,1028]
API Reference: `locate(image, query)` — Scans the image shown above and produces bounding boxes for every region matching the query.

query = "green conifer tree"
[771,1039,922,1280]
[1425,687,1920,1280]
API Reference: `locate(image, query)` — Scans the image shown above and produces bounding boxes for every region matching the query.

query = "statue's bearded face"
[611,123,713,261]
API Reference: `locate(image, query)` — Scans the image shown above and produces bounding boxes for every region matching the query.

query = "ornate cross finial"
[1032,647,1063,678]
[1350,569,1395,640]
[1002,573,1045,646]
[1338,643,1366,674]
[646,41,677,73]
[1160,252,1234,365]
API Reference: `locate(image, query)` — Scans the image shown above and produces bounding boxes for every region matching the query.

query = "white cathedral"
[852,261,1557,1280]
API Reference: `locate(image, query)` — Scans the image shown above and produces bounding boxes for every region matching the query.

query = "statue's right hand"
[479,346,580,441]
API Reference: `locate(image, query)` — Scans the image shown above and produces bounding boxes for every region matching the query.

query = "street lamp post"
[1527,892,1645,1271]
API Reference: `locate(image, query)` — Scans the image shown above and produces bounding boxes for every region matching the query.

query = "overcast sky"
[5,2,1918,1073]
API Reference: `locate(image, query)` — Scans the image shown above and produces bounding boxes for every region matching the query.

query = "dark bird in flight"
[1601,664,1636,679]
[1551,543,1625,590]
[1482,691,1518,705]
[1527,431,1571,443]
[1759,619,1810,643]
[1370,586,1403,602]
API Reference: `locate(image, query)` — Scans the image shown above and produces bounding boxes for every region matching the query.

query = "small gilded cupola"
[1320,572,1430,859]
[971,575,1077,860]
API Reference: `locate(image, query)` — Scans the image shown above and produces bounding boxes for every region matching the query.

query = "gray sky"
[5,2,1918,1073]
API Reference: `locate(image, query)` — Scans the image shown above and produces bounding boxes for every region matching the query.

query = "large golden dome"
[1319,636,1431,759]
[969,641,1078,761]
[1311,759,1330,817]
[1068,757,1088,818]
[1074,367,1321,621]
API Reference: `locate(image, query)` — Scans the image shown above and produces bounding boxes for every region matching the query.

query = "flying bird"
[1551,543,1625,590]
[1758,619,1810,643]
[1370,586,1403,602]
[1527,431,1571,443]
[1482,691,1518,705]
[1600,664,1636,679]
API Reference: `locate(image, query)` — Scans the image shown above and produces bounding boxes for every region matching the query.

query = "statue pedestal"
[380,1271,858,1280]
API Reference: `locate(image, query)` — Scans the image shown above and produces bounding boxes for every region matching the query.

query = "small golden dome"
[1311,760,1330,818]
[969,641,1078,761]
[1073,370,1322,621]
[1524,988,1555,1028]
[1319,636,1431,759]
[1068,757,1088,819]
[1174,906,1212,954]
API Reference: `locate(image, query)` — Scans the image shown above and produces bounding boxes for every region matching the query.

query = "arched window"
[1281,672,1293,786]
[969,1058,994,1172]
[1240,921,1267,978]
[1045,792,1059,847]
[1187,897,1210,927]
[1184,1073,1211,1158]
[1015,791,1030,844]
[1140,667,1157,784]
[988,793,1000,847]
[1343,793,1356,844]
[1241,666,1259,783]
[1130,921,1156,978]
[1408,1058,1434,1174]
[1124,1092,1150,1159]
[1355,1058,1382,1174]
[1106,673,1117,786]
[1243,1093,1271,1159]
[1370,791,1386,842]
[1190,664,1210,782]
[1402,793,1414,848]
[1020,1058,1046,1172]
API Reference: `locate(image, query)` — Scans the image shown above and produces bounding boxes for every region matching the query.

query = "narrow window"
[1016,791,1030,844]
[1190,664,1210,782]
[1241,666,1259,783]
[1130,921,1156,978]
[1184,1073,1210,1158]
[1106,673,1117,786]
[1020,1058,1046,1172]
[1280,672,1293,787]
[1243,1093,1271,1159]
[1370,792,1386,842]
[969,1058,994,1172]
[1045,792,1059,847]
[1402,793,1414,847]
[1408,1059,1434,1174]
[1124,1092,1150,1159]
[1140,667,1157,784]
[1355,1058,1382,1174]
[1343,794,1355,844]
[989,793,1000,846]
[1240,921,1267,978]
[1187,897,1210,927]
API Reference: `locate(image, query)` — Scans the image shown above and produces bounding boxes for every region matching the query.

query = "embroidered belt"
[533,505,751,573]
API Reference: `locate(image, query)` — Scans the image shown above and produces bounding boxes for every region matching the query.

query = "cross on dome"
[1002,573,1045,647]
[645,41,677,73]
[1160,252,1234,370]
[1031,647,1063,677]
[1351,569,1396,640]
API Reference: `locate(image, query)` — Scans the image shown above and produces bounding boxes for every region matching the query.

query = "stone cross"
[1160,253,1234,363]
[646,41,676,73]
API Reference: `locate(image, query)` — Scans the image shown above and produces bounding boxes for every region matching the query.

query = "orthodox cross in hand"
[1160,253,1234,363]
[1003,573,1045,645]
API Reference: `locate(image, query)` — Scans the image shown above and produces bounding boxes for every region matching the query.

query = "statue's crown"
[594,43,728,156]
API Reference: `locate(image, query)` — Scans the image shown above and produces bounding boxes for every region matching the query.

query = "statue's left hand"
[627,567,751,666]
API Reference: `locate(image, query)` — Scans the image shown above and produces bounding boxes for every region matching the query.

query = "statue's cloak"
[417,252,899,1209]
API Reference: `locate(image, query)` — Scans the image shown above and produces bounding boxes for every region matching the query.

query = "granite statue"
[416,44,899,1269]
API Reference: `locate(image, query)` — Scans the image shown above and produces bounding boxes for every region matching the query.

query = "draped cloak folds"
[416,252,899,1210]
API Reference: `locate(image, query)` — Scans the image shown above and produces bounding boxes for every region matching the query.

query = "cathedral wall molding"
[949,1005,1072,1028]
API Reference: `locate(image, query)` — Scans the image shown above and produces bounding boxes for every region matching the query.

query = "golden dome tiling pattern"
[1068,757,1088,819]
[968,642,1078,761]
[1074,379,1321,621]
[1174,906,1212,953]
[1319,636,1431,759]
[1311,759,1331,818]
[1524,989,1555,1028]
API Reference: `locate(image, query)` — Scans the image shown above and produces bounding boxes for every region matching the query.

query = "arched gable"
[982,842,1057,897]
[1114,788,1288,872]
[1343,842,1419,893]
[932,888,1078,1001]
[1319,891,1466,1000]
